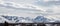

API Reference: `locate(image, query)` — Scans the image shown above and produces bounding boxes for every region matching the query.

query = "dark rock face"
[4,21,9,26]
[0,23,4,26]
[37,24,46,26]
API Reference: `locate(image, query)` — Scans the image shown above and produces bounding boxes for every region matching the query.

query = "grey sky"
[0,0,60,17]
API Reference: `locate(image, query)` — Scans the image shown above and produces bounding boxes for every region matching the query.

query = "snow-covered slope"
[33,16,48,23]
[1,15,34,23]
[45,15,60,22]
[0,15,60,23]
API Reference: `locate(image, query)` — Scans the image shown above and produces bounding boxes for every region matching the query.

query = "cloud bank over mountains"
[0,0,60,23]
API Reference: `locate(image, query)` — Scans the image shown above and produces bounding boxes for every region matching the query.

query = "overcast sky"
[0,0,60,16]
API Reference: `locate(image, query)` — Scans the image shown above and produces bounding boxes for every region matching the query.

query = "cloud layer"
[0,0,60,16]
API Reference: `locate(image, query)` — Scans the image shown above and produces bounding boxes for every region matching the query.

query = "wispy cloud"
[0,0,60,15]
[0,0,46,17]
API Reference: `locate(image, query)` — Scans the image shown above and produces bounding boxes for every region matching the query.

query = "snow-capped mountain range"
[0,15,59,23]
